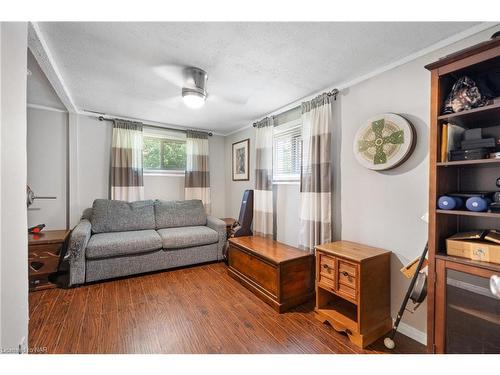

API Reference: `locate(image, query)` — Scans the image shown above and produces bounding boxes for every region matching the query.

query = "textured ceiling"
[27,49,66,110]
[36,22,479,133]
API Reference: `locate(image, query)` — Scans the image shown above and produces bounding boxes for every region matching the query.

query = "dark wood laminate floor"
[28,262,425,354]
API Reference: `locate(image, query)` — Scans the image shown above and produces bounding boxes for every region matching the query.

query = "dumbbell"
[465,196,492,212]
[437,196,463,210]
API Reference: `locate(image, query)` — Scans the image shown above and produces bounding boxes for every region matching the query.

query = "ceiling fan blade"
[161,96,184,109]
[208,93,249,106]
[153,64,187,89]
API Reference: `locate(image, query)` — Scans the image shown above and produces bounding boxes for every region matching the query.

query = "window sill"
[273,180,300,185]
[144,171,185,177]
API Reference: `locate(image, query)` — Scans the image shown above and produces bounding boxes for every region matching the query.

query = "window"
[273,120,302,182]
[143,127,186,174]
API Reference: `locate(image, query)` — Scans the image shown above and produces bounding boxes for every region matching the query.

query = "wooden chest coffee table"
[28,230,69,291]
[228,236,314,313]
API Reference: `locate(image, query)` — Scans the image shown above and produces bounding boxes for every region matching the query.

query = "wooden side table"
[28,230,70,292]
[314,240,391,348]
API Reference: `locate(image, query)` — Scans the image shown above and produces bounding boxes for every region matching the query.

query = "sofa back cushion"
[154,199,207,229]
[91,199,156,234]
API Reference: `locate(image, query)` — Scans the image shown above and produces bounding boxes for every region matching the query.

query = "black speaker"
[233,189,254,237]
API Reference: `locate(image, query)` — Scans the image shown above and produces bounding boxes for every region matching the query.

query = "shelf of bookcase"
[437,158,500,167]
[437,100,500,128]
[436,209,500,218]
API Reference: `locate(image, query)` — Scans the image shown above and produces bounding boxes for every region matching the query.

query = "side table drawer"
[318,253,336,289]
[29,243,62,291]
[29,255,60,276]
[338,260,357,288]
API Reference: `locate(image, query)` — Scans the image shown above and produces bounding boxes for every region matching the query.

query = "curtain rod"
[95,114,213,137]
[252,88,339,128]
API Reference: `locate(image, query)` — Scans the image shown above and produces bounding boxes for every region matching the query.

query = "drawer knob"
[342,271,353,281]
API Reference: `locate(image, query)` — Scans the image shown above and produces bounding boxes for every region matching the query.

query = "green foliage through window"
[143,137,186,171]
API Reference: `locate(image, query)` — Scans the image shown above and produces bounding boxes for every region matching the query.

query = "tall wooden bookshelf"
[425,36,500,353]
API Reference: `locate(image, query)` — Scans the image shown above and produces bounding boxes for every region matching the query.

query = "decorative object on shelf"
[353,113,415,171]
[446,231,500,265]
[232,138,250,181]
[26,185,56,208]
[441,76,489,115]
[440,123,466,162]
[449,147,490,161]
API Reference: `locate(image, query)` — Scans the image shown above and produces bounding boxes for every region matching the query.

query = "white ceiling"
[34,22,479,134]
[27,49,66,110]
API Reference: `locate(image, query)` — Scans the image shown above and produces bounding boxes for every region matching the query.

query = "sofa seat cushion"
[86,230,162,259]
[157,226,218,250]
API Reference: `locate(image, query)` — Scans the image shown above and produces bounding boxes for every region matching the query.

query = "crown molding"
[27,103,68,113]
[28,22,78,113]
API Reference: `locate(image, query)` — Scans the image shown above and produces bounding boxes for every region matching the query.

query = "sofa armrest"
[206,216,226,261]
[67,219,92,286]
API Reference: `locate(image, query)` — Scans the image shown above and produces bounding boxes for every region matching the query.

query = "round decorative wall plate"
[353,113,415,171]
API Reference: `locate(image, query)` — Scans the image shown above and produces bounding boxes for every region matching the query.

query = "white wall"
[69,114,227,226]
[0,22,28,353]
[27,107,68,230]
[207,134,226,218]
[340,59,431,337]
[73,115,111,222]
[143,174,184,202]
[224,127,302,246]
[224,127,255,220]
[224,26,500,342]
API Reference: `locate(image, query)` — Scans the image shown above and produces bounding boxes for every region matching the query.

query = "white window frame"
[272,118,302,184]
[143,127,187,176]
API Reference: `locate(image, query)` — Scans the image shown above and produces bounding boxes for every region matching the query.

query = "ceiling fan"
[154,64,249,109]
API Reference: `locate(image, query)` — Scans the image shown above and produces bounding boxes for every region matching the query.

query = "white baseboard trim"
[396,321,427,346]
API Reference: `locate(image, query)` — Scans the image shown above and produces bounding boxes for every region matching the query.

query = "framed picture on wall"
[232,138,250,181]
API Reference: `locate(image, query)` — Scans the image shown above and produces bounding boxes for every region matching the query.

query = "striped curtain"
[110,120,144,201]
[185,131,211,214]
[254,117,274,238]
[298,93,332,252]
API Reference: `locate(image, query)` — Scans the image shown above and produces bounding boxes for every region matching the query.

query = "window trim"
[143,135,187,174]
[272,119,302,183]
[144,170,186,177]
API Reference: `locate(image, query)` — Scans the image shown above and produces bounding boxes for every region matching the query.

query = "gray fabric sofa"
[67,198,226,286]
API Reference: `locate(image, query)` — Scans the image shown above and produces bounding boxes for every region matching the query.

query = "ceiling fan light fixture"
[181,67,208,109]
[182,88,206,109]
